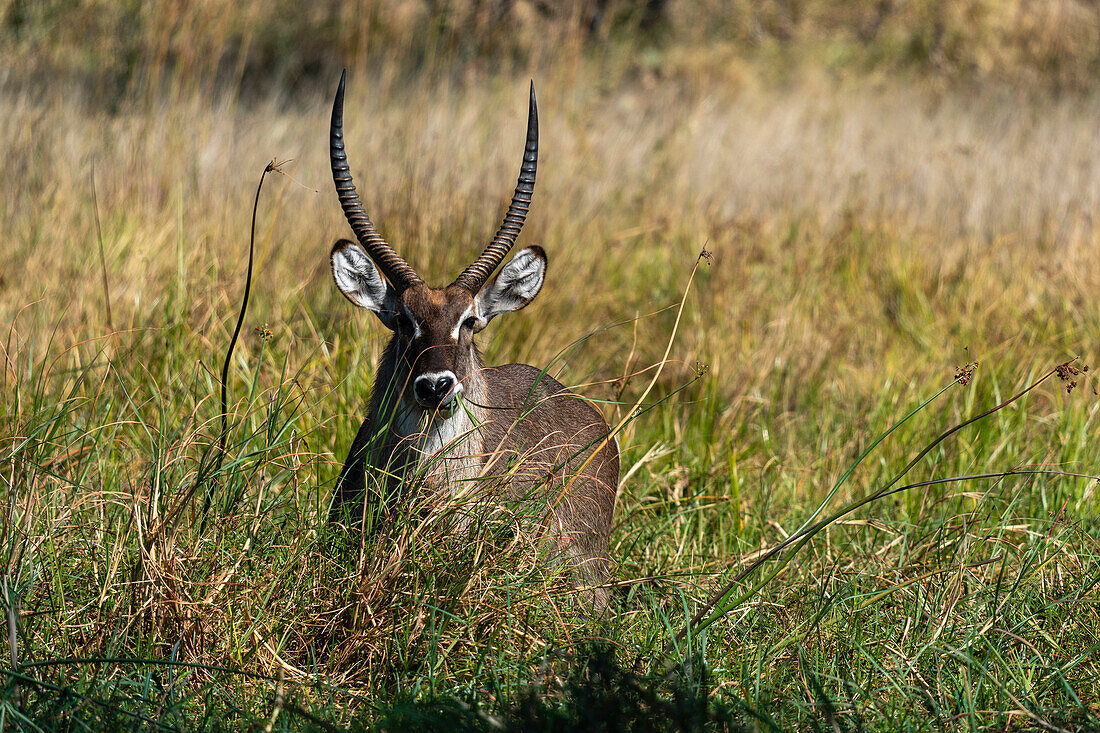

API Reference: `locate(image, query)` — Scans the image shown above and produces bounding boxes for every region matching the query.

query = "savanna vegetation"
[2,1,1099,730]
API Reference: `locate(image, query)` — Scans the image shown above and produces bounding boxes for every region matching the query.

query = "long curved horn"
[331,70,422,292]
[451,82,538,292]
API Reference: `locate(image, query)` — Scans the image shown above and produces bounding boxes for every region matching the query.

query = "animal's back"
[478,363,620,589]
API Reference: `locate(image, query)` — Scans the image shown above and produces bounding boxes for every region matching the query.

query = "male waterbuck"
[327,72,620,599]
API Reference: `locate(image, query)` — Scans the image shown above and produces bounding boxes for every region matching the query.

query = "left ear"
[476,246,547,323]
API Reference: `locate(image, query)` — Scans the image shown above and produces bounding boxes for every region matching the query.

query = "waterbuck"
[327,72,620,599]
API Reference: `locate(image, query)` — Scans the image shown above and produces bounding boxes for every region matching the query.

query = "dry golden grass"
[4,67,1099,395]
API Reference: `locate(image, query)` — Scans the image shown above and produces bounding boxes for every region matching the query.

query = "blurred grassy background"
[7,0,1100,99]
[2,1,1100,729]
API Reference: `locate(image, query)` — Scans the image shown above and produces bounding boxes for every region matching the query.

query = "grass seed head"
[954,360,979,386]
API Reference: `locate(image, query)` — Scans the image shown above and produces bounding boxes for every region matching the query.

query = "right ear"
[331,239,401,329]
[475,246,547,324]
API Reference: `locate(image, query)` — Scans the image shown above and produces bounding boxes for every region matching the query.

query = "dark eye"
[463,316,479,331]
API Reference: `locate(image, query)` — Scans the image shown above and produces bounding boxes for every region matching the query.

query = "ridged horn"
[331,69,422,292]
[451,82,538,292]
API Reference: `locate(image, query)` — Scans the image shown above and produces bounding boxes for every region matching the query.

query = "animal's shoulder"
[483,363,607,431]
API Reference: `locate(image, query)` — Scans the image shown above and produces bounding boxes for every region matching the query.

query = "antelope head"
[329,72,546,415]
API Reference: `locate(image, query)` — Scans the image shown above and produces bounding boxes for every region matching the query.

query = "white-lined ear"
[475,246,547,323]
[331,239,401,329]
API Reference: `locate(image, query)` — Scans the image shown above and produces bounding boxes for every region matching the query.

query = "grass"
[3,4,1100,730]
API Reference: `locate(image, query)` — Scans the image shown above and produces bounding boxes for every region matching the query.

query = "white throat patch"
[425,401,485,499]
[418,404,475,459]
[396,396,484,490]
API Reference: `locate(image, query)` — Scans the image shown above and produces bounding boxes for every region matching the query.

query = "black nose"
[413,373,456,406]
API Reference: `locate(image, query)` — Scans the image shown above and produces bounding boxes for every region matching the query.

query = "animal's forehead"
[401,285,473,323]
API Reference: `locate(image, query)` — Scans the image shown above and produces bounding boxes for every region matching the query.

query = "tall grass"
[3,4,1100,729]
